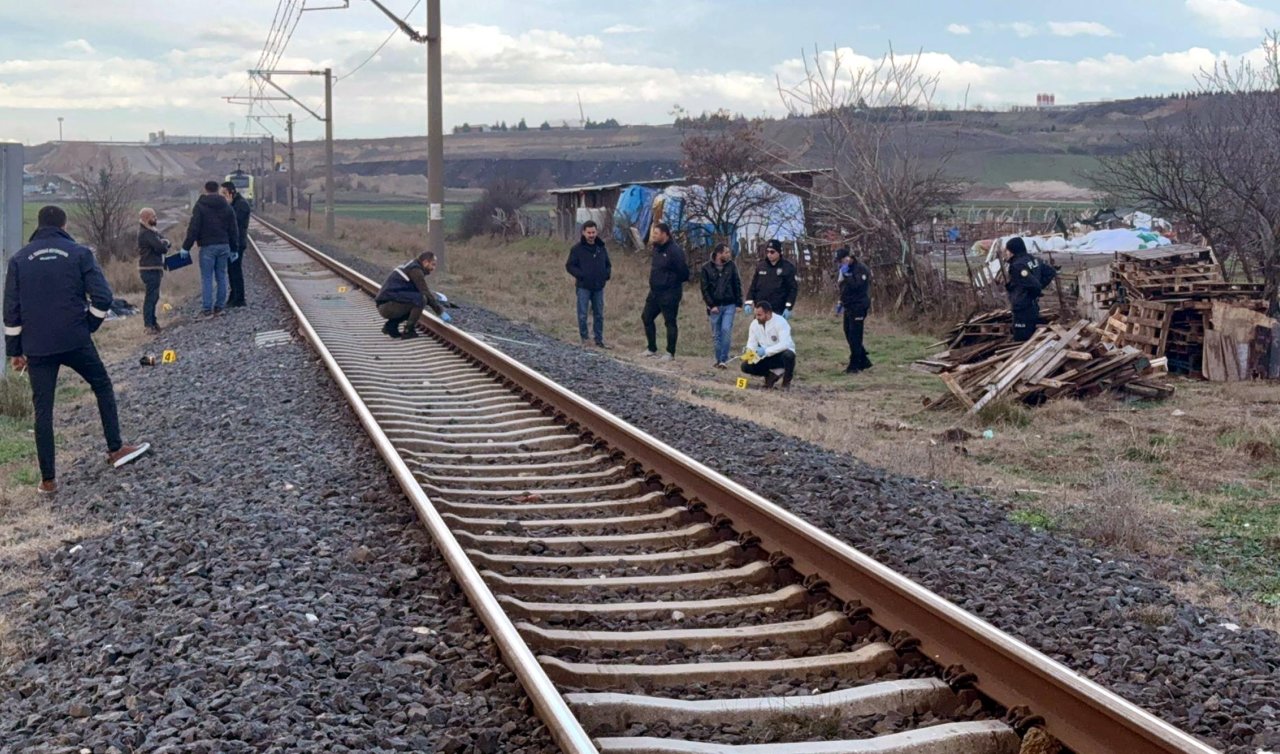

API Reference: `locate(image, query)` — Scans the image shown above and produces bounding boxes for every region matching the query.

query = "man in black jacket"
[375,251,451,339]
[181,180,239,315]
[221,181,252,308]
[137,208,169,333]
[5,206,151,494]
[699,242,742,368]
[835,247,873,373]
[1004,237,1054,342]
[641,222,689,361]
[745,239,798,320]
[565,220,612,348]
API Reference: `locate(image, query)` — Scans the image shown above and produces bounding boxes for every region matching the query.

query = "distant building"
[147,130,267,146]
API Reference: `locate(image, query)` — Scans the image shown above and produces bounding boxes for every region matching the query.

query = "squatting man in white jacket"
[740,301,796,389]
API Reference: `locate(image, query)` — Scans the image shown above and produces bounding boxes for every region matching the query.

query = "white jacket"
[746,314,795,357]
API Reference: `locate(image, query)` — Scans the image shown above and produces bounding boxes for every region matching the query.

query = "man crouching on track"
[375,251,451,339]
[740,301,796,389]
[4,206,151,494]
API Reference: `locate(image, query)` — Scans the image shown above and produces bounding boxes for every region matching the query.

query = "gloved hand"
[839,263,850,277]
[782,309,793,320]
[755,346,767,359]
[743,303,753,315]
[230,253,239,263]
[180,248,191,259]
[441,311,453,324]
[86,311,105,333]
[835,303,844,314]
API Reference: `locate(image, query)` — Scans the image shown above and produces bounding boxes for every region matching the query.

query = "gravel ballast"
[279,232,1280,753]
[0,259,555,753]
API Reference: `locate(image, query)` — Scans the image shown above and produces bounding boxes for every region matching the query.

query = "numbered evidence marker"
[161,350,177,364]
[735,377,749,389]
[337,285,349,294]
[162,303,173,312]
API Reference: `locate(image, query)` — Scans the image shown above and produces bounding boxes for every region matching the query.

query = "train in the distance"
[224,169,255,207]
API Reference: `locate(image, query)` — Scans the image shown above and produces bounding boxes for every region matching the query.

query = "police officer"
[1004,237,1055,342]
[221,181,252,308]
[4,206,151,494]
[835,247,873,373]
[745,239,798,320]
[375,251,451,339]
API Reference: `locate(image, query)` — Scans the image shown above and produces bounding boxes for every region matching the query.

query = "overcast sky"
[2,0,1278,146]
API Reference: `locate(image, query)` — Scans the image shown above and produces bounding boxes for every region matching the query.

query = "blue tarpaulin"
[613,185,658,244]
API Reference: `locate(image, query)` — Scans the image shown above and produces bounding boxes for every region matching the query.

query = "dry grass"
[309,212,1280,630]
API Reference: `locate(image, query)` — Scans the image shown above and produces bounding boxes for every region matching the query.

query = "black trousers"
[28,344,122,482]
[1012,302,1039,342]
[140,269,163,328]
[378,301,423,333]
[227,249,246,306]
[741,350,796,381]
[642,288,682,355]
[843,307,872,370]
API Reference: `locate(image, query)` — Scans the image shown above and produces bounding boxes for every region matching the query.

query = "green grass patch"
[976,398,1032,428]
[0,372,33,422]
[1194,502,1280,605]
[0,416,35,465]
[10,467,37,487]
[1009,508,1054,530]
[1122,433,1178,463]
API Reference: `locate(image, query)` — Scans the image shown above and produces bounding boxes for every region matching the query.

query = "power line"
[336,0,423,84]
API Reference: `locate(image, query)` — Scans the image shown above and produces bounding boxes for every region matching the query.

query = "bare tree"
[70,157,139,264]
[1094,31,1280,307]
[775,46,963,316]
[459,177,538,241]
[680,119,789,245]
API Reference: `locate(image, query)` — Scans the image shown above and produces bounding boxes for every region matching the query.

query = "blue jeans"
[576,287,605,343]
[708,305,736,364]
[199,244,231,312]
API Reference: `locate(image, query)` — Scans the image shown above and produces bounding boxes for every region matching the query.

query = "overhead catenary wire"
[335,0,423,84]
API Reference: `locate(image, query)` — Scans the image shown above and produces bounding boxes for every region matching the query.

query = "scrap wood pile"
[913,306,1061,373]
[918,319,1172,414]
[1092,246,1274,379]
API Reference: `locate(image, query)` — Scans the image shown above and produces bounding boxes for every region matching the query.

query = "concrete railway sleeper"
[250,216,1220,754]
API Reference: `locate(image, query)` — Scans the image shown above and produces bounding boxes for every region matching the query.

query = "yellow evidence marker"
[735,377,749,389]
[161,350,177,364]
[337,285,349,293]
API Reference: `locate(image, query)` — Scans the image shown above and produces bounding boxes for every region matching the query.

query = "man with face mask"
[137,208,169,334]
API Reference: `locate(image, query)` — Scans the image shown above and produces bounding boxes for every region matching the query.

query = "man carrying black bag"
[4,206,151,495]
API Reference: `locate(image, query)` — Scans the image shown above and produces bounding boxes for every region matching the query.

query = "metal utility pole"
[287,114,297,222]
[242,69,335,236]
[368,0,445,270]
[0,143,22,378]
[57,117,63,142]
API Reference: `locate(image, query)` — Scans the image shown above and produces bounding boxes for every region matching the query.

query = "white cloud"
[1006,22,1039,38]
[946,24,971,35]
[1185,0,1280,38]
[61,39,95,54]
[1048,21,1116,37]
[602,23,650,34]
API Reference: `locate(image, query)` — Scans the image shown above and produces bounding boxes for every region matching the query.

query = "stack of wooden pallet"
[913,308,1061,374]
[923,319,1172,413]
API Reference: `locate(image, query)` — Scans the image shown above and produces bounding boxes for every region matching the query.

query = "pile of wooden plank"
[913,308,1061,374]
[1091,246,1272,378]
[922,319,1172,414]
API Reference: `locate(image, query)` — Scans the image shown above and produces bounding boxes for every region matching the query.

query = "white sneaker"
[659,353,674,362]
[640,350,659,359]
[714,361,727,370]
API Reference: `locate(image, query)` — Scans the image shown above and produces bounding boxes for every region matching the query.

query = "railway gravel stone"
[0,260,555,754]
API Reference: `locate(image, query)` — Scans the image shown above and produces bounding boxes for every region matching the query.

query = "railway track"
[249,216,1219,754]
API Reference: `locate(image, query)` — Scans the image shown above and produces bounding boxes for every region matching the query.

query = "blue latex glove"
[180,248,191,259]
[229,253,239,263]
[441,311,453,323]
[782,309,793,320]
[835,303,844,314]
[839,263,850,277]
[743,303,753,315]
[755,346,767,359]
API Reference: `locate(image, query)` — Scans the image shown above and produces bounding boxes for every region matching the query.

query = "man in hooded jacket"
[221,181,252,308]
[565,220,612,347]
[1004,237,1055,342]
[181,181,239,315]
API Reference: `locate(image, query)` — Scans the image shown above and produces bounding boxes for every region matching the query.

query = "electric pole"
[324,67,335,236]
[287,113,296,222]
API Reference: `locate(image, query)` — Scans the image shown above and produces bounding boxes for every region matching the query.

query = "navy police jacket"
[5,227,114,358]
[375,259,444,315]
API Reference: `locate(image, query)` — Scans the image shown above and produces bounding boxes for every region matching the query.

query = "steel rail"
[248,228,600,754]
[252,215,1220,754]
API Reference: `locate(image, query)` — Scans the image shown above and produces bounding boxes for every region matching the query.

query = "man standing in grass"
[565,220,612,348]
[700,242,742,369]
[641,222,689,361]
[4,206,151,494]
[835,247,873,373]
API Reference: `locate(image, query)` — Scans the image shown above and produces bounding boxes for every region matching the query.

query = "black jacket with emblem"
[229,194,252,254]
[181,193,240,251]
[375,259,444,315]
[839,259,872,314]
[138,224,170,270]
[1006,251,1054,310]
[747,257,798,312]
[5,227,114,358]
